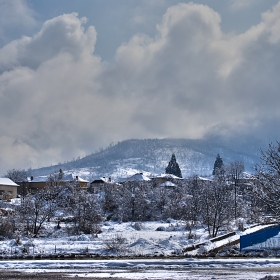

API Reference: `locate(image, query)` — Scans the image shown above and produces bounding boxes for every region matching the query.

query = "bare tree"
[18,184,60,237]
[200,170,234,237]
[116,181,152,222]
[253,142,280,220]
[183,176,204,237]
[3,169,27,182]
[226,161,245,219]
[18,172,65,237]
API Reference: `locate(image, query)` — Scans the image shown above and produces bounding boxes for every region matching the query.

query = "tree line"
[1,143,280,240]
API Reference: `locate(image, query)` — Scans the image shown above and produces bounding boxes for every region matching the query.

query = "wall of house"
[0,185,17,200]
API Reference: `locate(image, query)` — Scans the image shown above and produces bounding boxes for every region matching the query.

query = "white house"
[0,178,19,200]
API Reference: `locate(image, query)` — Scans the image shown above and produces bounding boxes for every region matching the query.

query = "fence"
[240,225,280,251]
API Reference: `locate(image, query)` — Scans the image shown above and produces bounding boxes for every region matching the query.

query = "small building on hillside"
[150,173,183,188]
[123,173,151,182]
[0,178,19,200]
[62,173,89,189]
[89,177,117,193]
[17,173,89,195]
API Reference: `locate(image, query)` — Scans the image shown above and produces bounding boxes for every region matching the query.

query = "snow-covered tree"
[165,154,182,178]
[18,184,61,237]
[253,142,280,220]
[200,170,234,237]
[4,168,27,182]
[183,176,204,235]
[116,181,152,222]
[225,161,245,219]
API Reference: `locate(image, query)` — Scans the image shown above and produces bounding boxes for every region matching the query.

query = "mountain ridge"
[28,137,267,180]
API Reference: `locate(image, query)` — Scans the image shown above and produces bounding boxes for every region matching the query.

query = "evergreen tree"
[58,168,64,180]
[165,154,182,178]
[212,153,223,175]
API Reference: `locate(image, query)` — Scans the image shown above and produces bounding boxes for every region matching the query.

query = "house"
[62,173,89,189]
[150,173,183,188]
[0,178,19,200]
[123,173,151,182]
[17,173,89,195]
[89,177,117,193]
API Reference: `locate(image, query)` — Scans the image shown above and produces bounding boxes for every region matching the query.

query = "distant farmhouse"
[89,177,118,193]
[0,178,19,200]
[17,173,89,196]
[150,173,184,188]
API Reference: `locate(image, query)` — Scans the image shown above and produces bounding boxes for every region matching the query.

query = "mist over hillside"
[28,136,268,180]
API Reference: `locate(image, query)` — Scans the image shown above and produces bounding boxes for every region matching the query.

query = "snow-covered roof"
[154,173,182,179]
[125,173,151,182]
[242,172,256,179]
[62,173,89,183]
[91,177,114,184]
[0,178,19,187]
[27,176,48,182]
[160,181,177,187]
[28,174,88,183]
[198,176,212,181]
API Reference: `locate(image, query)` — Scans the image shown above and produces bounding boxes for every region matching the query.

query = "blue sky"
[0,0,280,173]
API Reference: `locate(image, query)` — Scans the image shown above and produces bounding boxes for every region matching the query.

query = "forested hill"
[29,137,265,180]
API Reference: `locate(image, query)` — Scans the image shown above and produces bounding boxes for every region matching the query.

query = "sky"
[0,0,280,174]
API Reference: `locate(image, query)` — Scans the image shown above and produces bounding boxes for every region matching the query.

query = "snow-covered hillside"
[28,137,265,180]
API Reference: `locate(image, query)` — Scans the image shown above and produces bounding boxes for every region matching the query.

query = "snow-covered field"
[0,218,274,257]
[1,198,278,279]
[0,220,279,279]
[0,220,206,257]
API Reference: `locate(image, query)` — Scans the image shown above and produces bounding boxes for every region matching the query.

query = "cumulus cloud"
[0,0,37,45]
[0,13,96,71]
[0,13,102,171]
[109,2,280,138]
[1,2,280,173]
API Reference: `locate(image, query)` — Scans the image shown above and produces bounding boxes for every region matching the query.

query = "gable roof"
[125,173,151,182]
[152,173,182,180]
[62,173,89,183]
[27,176,48,182]
[0,178,19,187]
[91,177,113,184]
[27,174,89,183]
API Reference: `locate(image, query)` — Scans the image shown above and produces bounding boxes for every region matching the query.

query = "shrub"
[103,234,128,253]
[0,216,15,238]
[91,224,102,238]
[156,226,166,231]
[132,222,142,231]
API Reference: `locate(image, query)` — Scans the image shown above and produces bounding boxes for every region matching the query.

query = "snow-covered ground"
[1,258,280,279]
[0,219,279,279]
[0,219,274,257]
[0,220,205,256]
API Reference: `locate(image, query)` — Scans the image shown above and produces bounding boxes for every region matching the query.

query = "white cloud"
[0,0,37,44]
[1,2,280,173]
[229,0,257,11]
[0,13,96,72]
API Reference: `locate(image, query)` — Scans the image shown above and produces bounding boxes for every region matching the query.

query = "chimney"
[109,177,111,182]
[30,176,34,181]
[76,176,78,180]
